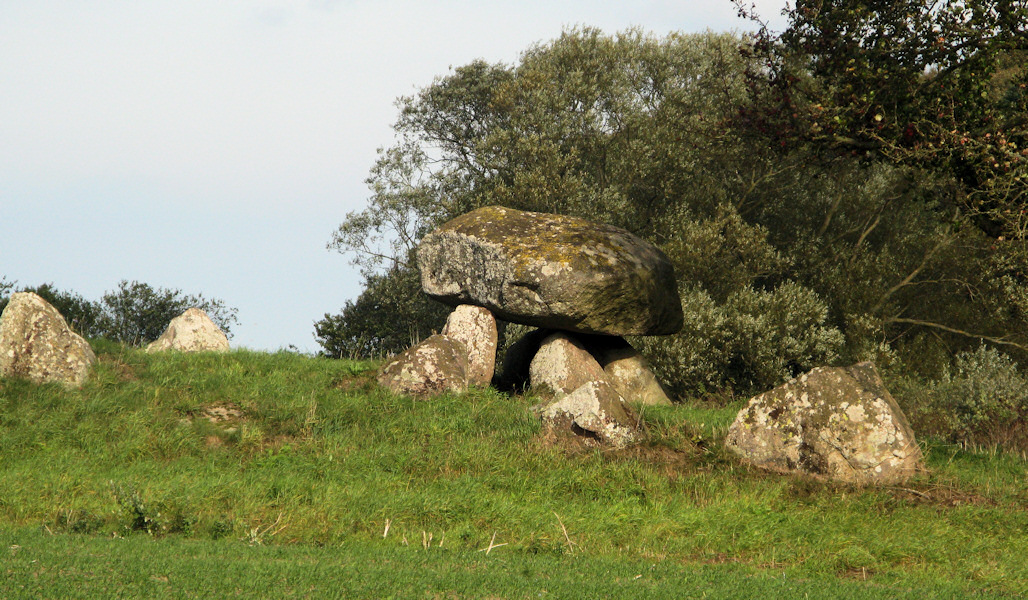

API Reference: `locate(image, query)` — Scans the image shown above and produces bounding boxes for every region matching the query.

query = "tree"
[324,25,1028,395]
[0,276,15,313]
[321,29,846,390]
[24,283,105,338]
[738,0,1028,237]
[315,265,449,359]
[97,280,238,346]
[731,0,1028,375]
[0,279,238,347]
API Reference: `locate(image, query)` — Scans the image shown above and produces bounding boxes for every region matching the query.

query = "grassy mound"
[1,342,1026,597]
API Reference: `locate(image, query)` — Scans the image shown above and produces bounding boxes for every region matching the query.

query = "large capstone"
[0,292,96,387]
[146,308,230,353]
[725,362,924,485]
[417,206,683,336]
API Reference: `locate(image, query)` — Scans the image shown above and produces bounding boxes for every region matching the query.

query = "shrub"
[0,279,237,346]
[931,345,1028,449]
[636,282,844,399]
[98,280,238,346]
[315,265,448,359]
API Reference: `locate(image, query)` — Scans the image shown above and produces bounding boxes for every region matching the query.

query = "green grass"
[1,342,1027,597]
[0,525,989,599]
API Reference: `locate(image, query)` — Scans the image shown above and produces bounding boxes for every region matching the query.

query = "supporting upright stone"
[441,304,498,386]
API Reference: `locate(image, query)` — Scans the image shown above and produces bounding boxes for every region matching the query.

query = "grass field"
[1,341,1026,598]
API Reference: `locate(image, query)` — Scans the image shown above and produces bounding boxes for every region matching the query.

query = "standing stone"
[581,336,673,406]
[146,308,230,353]
[530,332,642,447]
[441,305,498,386]
[0,292,96,387]
[418,206,683,336]
[725,363,924,485]
[529,332,608,396]
[539,380,640,449]
[377,334,469,397]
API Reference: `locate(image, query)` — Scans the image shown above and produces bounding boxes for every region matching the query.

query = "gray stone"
[529,332,608,396]
[417,206,683,336]
[146,308,230,353]
[377,334,469,397]
[581,335,673,406]
[0,292,96,387]
[441,304,497,386]
[725,362,924,485]
[539,380,641,448]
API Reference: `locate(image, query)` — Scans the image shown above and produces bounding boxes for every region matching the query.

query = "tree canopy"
[739,0,1028,238]
[322,23,1028,406]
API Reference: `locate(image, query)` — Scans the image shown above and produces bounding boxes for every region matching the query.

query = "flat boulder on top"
[725,362,924,485]
[377,334,469,397]
[146,308,230,353]
[417,206,683,336]
[0,292,96,387]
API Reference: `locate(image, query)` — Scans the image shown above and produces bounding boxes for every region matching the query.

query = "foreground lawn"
[0,525,996,599]
[0,342,1026,597]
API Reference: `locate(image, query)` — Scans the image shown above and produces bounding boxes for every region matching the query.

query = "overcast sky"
[1,1,788,352]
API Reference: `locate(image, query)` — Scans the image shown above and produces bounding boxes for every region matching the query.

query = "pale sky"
[1,1,788,352]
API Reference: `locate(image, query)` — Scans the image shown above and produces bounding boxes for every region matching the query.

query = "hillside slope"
[1,342,1026,597]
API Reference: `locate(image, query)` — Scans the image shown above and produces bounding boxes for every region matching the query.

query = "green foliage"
[931,346,1028,448]
[0,279,238,347]
[315,265,448,358]
[19,283,105,338]
[97,280,238,346]
[325,24,1028,403]
[739,0,1028,239]
[637,282,843,397]
[321,29,760,358]
[0,275,14,302]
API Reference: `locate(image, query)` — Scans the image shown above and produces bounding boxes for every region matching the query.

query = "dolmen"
[0,292,96,387]
[378,205,683,448]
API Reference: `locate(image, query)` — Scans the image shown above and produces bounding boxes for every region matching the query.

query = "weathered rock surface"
[539,380,640,448]
[0,292,96,387]
[441,304,497,386]
[146,308,230,353]
[418,206,683,336]
[529,332,608,396]
[582,336,673,406]
[377,334,469,397]
[725,362,924,485]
